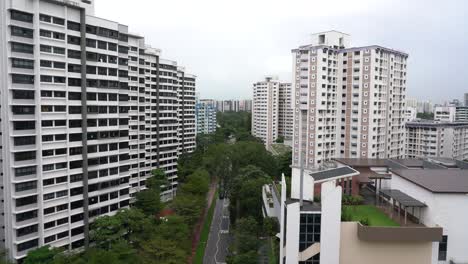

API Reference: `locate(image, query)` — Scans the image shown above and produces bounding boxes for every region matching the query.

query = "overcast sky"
[96,0,467,103]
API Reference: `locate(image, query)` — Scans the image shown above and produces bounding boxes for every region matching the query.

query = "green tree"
[275,136,284,143]
[85,249,120,264]
[139,236,187,264]
[172,193,205,226]
[134,188,162,216]
[263,217,279,236]
[155,215,190,251]
[229,166,270,221]
[226,251,258,264]
[276,151,292,178]
[179,169,209,196]
[24,246,62,264]
[417,112,434,120]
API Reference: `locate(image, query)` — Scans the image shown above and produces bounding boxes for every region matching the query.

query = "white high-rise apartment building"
[292,31,408,170]
[0,0,195,261]
[252,76,292,147]
[406,121,468,160]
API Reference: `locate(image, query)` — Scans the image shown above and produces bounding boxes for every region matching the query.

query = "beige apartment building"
[252,76,292,147]
[291,31,408,170]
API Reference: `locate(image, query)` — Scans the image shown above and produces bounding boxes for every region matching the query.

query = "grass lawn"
[270,143,291,156]
[344,205,399,227]
[194,190,218,264]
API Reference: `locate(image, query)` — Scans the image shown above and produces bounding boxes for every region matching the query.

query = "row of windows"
[40,29,65,40]
[39,14,65,25]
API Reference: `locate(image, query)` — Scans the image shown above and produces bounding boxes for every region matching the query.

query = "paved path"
[188,181,217,264]
[203,198,232,264]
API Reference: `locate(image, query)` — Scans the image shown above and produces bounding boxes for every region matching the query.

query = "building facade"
[405,106,417,122]
[252,76,292,147]
[292,31,408,170]
[0,0,195,261]
[434,106,468,122]
[406,121,468,160]
[213,99,251,112]
[195,99,217,134]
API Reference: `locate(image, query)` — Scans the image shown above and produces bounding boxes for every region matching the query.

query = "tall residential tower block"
[0,0,195,260]
[252,76,293,147]
[292,31,408,170]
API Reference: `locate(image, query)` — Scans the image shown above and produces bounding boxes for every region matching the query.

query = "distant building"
[407,98,433,113]
[464,93,468,107]
[405,107,417,122]
[406,121,468,160]
[434,106,456,122]
[239,99,252,112]
[195,100,217,134]
[252,77,293,148]
[434,106,468,122]
[213,99,251,112]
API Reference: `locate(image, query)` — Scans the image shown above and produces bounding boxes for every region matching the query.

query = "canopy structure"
[380,189,426,225]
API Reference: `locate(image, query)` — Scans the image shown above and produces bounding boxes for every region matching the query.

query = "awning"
[380,189,426,207]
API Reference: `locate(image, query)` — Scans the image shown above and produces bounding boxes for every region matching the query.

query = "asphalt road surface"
[203,198,231,264]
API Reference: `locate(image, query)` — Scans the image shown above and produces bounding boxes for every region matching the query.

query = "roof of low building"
[309,166,359,183]
[392,169,468,194]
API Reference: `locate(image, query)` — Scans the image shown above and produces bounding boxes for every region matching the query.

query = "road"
[203,198,232,264]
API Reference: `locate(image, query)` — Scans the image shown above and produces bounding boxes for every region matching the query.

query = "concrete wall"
[340,222,433,264]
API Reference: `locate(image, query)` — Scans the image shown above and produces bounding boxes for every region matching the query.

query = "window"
[16,210,37,222]
[40,45,52,53]
[39,14,51,22]
[54,47,65,55]
[13,105,34,116]
[17,224,38,237]
[15,151,36,161]
[68,35,80,45]
[438,235,448,261]
[40,29,52,38]
[11,42,34,54]
[68,64,81,73]
[14,136,35,146]
[12,74,34,84]
[40,60,52,68]
[53,17,65,25]
[15,166,36,177]
[98,41,107,50]
[68,21,81,31]
[68,49,81,59]
[11,10,33,23]
[40,75,52,82]
[11,26,33,38]
[12,58,34,69]
[17,239,38,252]
[16,195,37,207]
[12,90,34,99]
[54,62,65,69]
[15,181,37,192]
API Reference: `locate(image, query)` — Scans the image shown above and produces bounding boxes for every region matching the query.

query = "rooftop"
[309,166,359,183]
[392,169,468,194]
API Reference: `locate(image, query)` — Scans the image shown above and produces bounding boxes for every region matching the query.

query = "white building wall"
[320,181,342,264]
[390,174,468,264]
